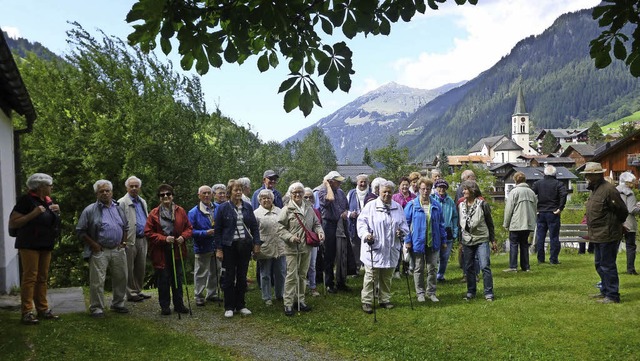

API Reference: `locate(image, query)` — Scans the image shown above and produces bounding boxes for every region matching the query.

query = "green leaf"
[628,53,640,77]
[613,39,627,60]
[299,88,313,116]
[305,57,316,74]
[269,51,279,68]
[224,41,239,63]
[342,12,358,39]
[320,16,333,35]
[338,73,351,92]
[160,37,172,55]
[324,66,339,92]
[380,17,391,36]
[209,52,223,68]
[283,83,301,113]
[195,52,210,75]
[278,77,298,93]
[180,54,194,70]
[257,53,269,72]
[317,57,331,76]
[288,57,303,73]
[593,52,612,69]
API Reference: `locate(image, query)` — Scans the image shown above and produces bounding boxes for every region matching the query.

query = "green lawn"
[2,251,639,361]
[601,110,640,135]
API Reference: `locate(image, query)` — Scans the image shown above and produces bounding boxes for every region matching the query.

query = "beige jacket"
[254,205,285,259]
[277,200,324,256]
[118,194,148,246]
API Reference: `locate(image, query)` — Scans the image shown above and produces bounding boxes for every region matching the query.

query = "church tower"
[511,87,535,154]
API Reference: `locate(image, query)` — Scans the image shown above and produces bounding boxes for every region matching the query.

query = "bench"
[530,223,588,251]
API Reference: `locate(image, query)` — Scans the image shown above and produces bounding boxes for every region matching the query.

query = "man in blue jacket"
[188,185,221,306]
[532,165,568,265]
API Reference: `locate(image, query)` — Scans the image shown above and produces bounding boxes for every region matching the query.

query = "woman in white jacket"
[617,172,640,275]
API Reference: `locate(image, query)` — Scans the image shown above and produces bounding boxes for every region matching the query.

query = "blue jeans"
[259,256,285,301]
[463,242,493,298]
[594,241,620,301]
[509,230,531,270]
[437,240,453,280]
[535,212,561,263]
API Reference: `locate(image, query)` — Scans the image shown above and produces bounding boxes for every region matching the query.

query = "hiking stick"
[296,242,301,313]
[171,244,181,320]
[178,244,193,316]
[369,243,377,323]
[213,253,221,307]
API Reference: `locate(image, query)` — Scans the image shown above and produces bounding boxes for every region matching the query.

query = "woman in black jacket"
[9,173,61,325]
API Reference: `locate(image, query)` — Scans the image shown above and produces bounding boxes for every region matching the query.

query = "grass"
[601,110,640,135]
[3,251,639,361]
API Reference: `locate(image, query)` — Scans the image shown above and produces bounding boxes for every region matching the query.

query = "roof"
[336,164,376,182]
[535,128,588,141]
[560,143,595,157]
[494,139,523,151]
[468,135,507,153]
[534,156,575,165]
[447,155,492,166]
[488,162,524,171]
[0,29,36,126]
[510,166,578,181]
[514,87,527,115]
[592,129,640,162]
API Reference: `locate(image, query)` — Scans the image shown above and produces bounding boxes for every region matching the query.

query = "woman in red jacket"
[145,184,193,316]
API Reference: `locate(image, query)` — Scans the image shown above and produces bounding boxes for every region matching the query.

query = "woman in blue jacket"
[433,179,459,282]
[404,178,447,303]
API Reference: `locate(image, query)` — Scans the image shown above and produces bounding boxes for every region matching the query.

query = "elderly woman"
[214,179,261,318]
[304,187,323,296]
[459,181,497,301]
[278,182,325,316]
[347,174,373,275]
[145,184,193,316]
[404,178,447,303]
[358,181,409,314]
[503,172,537,272]
[392,176,416,209]
[408,172,421,195]
[9,173,61,325]
[254,189,285,305]
[617,172,640,275]
[433,179,459,282]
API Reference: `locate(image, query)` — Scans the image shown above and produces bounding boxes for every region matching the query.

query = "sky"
[1,0,601,142]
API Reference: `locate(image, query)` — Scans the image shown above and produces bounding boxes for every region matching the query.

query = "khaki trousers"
[19,249,52,314]
[284,246,311,308]
[361,266,393,304]
[125,237,148,298]
[89,247,127,314]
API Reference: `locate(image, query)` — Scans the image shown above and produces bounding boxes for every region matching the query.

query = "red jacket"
[145,204,193,270]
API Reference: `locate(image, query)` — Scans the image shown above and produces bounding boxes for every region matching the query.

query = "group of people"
[9,161,638,324]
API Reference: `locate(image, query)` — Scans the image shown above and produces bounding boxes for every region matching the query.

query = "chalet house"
[587,129,640,180]
[534,128,589,145]
[0,29,37,293]
[559,144,595,168]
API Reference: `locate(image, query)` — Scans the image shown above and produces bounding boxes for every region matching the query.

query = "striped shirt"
[233,204,245,241]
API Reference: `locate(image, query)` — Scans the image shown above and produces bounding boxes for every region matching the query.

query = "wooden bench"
[531,223,588,250]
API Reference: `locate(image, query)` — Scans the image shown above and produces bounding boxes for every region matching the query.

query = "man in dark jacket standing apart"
[582,162,628,303]
[532,165,568,265]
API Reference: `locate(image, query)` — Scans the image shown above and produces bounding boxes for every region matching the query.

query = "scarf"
[461,198,481,233]
[159,203,175,236]
[356,188,368,209]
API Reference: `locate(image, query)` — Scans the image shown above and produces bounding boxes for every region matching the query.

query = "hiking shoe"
[503,268,517,273]
[427,294,440,303]
[174,305,189,314]
[21,313,39,325]
[326,286,337,294]
[486,297,494,302]
[463,293,475,301]
[310,288,320,297]
[379,302,394,309]
[589,293,605,299]
[90,311,105,318]
[127,295,144,302]
[161,308,171,316]
[417,294,426,303]
[284,306,294,316]
[298,303,312,312]
[206,296,222,302]
[110,306,130,314]
[597,297,620,304]
[37,310,59,320]
[196,299,205,306]
[362,303,373,314]
[627,270,639,275]
[265,299,273,306]
[238,307,252,316]
[138,293,152,299]
[224,310,234,318]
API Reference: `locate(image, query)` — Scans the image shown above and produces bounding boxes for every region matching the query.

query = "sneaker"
[161,308,171,316]
[463,293,475,301]
[326,286,337,294]
[379,302,394,309]
[110,306,130,314]
[361,303,373,314]
[21,313,39,325]
[486,297,494,302]
[238,307,252,316]
[224,310,234,318]
[284,306,294,316]
[206,296,222,302]
[427,294,440,303]
[265,299,273,306]
[436,277,446,283]
[37,310,59,320]
[503,268,517,273]
[196,299,205,306]
[597,297,620,304]
[310,288,320,297]
[393,271,401,279]
[417,294,426,303]
[298,303,312,312]
[90,311,105,318]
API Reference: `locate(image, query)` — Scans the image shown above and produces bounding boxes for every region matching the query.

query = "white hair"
[370,177,386,194]
[258,188,274,200]
[355,174,369,182]
[211,183,226,193]
[26,173,53,191]
[287,182,304,194]
[198,185,212,194]
[379,180,395,192]
[619,171,636,184]
[544,165,557,176]
[237,177,251,187]
[461,170,475,181]
[93,179,113,193]
[125,175,142,187]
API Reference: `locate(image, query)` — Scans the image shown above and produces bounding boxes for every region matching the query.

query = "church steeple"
[514,86,527,115]
[511,86,536,155]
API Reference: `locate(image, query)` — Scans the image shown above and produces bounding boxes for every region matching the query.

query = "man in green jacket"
[582,162,628,304]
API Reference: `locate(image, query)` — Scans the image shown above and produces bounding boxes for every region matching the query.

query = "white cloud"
[2,26,21,39]
[394,0,601,89]
[354,78,382,95]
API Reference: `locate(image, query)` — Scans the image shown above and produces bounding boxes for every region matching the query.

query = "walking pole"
[171,244,181,320]
[178,243,193,316]
[213,252,221,307]
[368,242,377,323]
[296,242,301,314]
[400,233,413,310]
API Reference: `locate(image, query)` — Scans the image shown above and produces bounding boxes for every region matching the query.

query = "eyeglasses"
[159,192,173,197]
[291,191,303,195]
[267,177,278,182]
[303,196,313,200]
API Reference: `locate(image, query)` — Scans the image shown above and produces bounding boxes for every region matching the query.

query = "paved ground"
[0,287,85,313]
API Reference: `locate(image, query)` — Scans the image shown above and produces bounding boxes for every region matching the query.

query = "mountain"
[288,8,640,163]
[3,31,60,61]
[284,81,464,163]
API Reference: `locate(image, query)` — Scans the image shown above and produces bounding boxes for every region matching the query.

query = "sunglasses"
[303,196,313,200]
[159,192,173,197]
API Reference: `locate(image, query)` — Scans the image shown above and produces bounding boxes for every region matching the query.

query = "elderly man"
[582,162,628,303]
[118,176,150,303]
[347,174,374,274]
[358,180,409,313]
[212,184,227,206]
[188,185,221,306]
[318,171,350,293]
[252,170,283,209]
[456,169,476,202]
[77,180,129,318]
[532,165,568,265]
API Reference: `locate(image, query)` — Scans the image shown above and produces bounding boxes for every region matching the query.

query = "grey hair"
[288,182,305,194]
[237,177,251,187]
[431,169,441,176]
[379,180,395,192]
[461,170,476,181]
[26,173,53,191]
[124,175,142,187]
[211,183,226,193]
[544,165,557,176]
[370,177,386,194]
[93,179,113,193]
[620,171,636,184]
[303,187,315,201]
[198,185,212,194]
[258,188,274,200]
[461,180,481,198]
[355,174,369,182]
